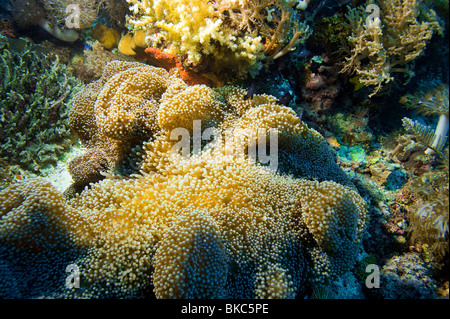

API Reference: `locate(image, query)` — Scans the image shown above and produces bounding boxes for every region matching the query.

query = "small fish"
[326,136,341,148]
[349,76,365,91]
[295,48,312,60]
[244,81,257,100]
[298,109,304,122]
[279,92,293,106]
[11,174,23,184]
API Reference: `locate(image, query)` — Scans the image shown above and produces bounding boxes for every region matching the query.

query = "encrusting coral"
[0,61,368,299]
[340,0,442,97]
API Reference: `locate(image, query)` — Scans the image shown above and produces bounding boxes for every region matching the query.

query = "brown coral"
[341,0,442,97]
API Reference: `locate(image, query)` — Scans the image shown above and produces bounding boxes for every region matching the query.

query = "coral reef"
[340,0,442,97]
[376,253,437,299]
[1,0,447,301]
[0,61,369,298]
[0,35,83,173]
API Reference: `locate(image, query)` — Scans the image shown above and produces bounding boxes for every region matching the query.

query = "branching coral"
[126,0,311,76]
[0,35,83,173]
[340,0,442,97]
[0,61,368,299]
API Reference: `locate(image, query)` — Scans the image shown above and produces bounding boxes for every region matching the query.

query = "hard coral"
[1,61,369,298]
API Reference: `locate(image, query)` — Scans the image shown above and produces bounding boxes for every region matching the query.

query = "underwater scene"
[0,0,448,302]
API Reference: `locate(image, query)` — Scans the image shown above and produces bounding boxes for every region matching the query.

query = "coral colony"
[0,0,448,301]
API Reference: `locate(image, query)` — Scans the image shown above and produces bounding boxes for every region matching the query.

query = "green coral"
[0,35,84,172]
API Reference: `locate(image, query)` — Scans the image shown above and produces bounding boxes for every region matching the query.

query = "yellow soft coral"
[126,0,311,75]
[92,24,120,50]
[158,83,226,132]
[68,61,170,186]
[94,65,168,139]
[127,0,263,71]
[0,61,368,299]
